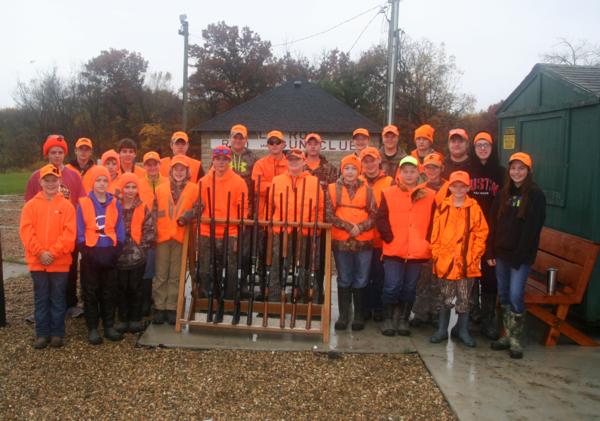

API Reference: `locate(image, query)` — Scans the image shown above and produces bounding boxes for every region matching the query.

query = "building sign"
[210,131,356,152]
[502,126,516,150]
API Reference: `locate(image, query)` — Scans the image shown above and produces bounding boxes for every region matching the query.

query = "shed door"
[519,112,568,207]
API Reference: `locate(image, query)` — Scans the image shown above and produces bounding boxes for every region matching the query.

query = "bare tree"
[542,38,600,66]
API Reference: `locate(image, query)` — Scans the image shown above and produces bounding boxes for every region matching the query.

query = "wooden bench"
[525,227,600,346]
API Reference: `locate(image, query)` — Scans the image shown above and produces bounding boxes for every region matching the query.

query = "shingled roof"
[541,64,600,97]
[192,80,381,133]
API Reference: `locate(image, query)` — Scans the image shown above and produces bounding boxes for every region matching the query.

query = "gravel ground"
[1,194,456,420]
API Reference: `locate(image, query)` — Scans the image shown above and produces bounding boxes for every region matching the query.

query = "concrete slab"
[2,262,29,279]
[412,312,600,421]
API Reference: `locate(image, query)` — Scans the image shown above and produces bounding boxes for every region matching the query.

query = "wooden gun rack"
[175,219,333,343]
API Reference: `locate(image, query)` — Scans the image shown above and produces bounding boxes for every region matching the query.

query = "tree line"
[0,21,501,172]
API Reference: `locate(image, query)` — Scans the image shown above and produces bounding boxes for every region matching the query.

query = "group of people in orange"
[20,122,545,359]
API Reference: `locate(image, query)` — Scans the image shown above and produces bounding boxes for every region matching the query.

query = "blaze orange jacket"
[328,181,374,242]
[138,174,168,208]
[364,172,393,248]
[155,180,199,244]
[19,192,76,272]
[270,172,323,235]
[199,168,248,238]
[251,154,288,220]
[160,156,202,183]
[66,163,96,194]
[431,196,489,280]
[377,183,435,260]
[121,164,146,178]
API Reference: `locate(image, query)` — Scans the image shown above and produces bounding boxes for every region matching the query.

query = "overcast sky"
[1,0,599,110]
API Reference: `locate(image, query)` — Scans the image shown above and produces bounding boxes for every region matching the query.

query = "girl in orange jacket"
[430,171,488,347]
[375,156,436,337]
[20,165,77,349]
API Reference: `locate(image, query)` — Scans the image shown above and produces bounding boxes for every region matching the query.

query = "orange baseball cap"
[287,148,306,161]
[170,155,190,168]
[382,124,400,137]
[267,130,285,142]
[341,154,362,173]
[143,151,161,164]
[448,128,469,141]
[449,171,471,186]
[39,164,61,179]
[171,131,189,143]
[230,124,248,138]
[353,128,370,138]
[509,152,533,170]
[414,124,434,143]
[75,137,93,149]
[423,153,444,168]
[474,131,493,144]
[305,132,322,143]
[359,146,381,161]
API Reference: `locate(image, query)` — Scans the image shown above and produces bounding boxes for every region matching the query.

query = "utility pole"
[179,14,189,131]
[385,0,400,125]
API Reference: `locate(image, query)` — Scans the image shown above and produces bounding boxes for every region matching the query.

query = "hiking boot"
[167,310,177,325]
[128,321,144,333]
[491,305,511,351]
[509,311,525,359]
[153,309,166,325]
[33,336,49,349]
[88,329,103,345]
[351,288,366,331]
[480,293,499,340]
[430,308,451,344]
[381,304,395,336]
[50,336,64,348]
[395,302,412,336]
[115,321,129,334]
[334,287,351,331]
[456,311,476,347]
[104,327,124,341]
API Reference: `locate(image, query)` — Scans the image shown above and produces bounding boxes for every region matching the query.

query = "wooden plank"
[527,304,599,347]
[538,227,597,266]
[525,282,577,304]
[531,250,583,290]
[183,320,323,335]
[175,227,190,333]
[193,298,322,317]
[543,304,569,346]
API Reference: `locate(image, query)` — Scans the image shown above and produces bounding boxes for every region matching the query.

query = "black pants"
[66,250,79,307]
[480,259,498,295]
[81,257,118,330]
[117,265,145,322]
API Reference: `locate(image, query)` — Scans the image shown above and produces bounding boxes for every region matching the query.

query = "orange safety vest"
[381,184,435,260]
[366,173,393,248]
[79,196,118,247]
[160,156,202,182]
[328,182,374,242]
[155,181,198,243]
[129,203,147,245]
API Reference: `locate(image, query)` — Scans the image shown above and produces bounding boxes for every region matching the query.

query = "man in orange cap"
[411,124,438,171]
[229,124,257,199]
[24,135,86,322]
[351,128,371,157]
[442,128,472,179]
[251,130,288,219]
[160,131,204,183]
[304,132,338,189]
[66,137,97,194]
[379,124,407,178]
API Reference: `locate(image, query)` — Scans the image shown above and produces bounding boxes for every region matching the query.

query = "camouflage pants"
[411,262,441,320]
[198,235,241,300]
[439,277,475,314]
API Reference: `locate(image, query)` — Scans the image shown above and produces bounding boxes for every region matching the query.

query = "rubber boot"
[509,311,525,359]
[396,302,412,336]
[115,321,129,334]
[335,287,351,330]
[351,288,366,331]
[491,304,511,351]
[456,312,476,347]
[104,326,124,342]
[430,308,451,343]
[88,328,102,345]
[480,293,500,340]
[381,304,395,336]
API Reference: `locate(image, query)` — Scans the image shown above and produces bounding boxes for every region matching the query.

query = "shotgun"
[206,176,217,322]
[306,185,320,329]
[279,186,289,328]
[246,176,261,325]
[262,186,273,327]
[215,191,231,323]
[194,180,202,293]
[290,178,307,328]
[232,193,245,325]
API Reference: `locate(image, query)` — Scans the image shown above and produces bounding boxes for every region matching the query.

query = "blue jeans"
[31,271,68,337]
[382,258,422,304]
[495,258,531,313]
[334,249,372,289]
[143,248,156,280]
[366,248,384,312]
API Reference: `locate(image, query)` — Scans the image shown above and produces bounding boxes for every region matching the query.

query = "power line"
[271,3,387,48]
[347,6,387,54]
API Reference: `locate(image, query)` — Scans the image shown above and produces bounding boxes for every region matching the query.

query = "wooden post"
[175,227,190,332]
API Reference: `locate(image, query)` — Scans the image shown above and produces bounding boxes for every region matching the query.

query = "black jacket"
[470,159,505,219]
[486,184,546,268]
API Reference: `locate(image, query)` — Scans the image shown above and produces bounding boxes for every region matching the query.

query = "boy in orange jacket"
[20,165,77,349]
[430,171,488,347]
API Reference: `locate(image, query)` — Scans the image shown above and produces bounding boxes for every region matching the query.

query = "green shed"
[496,63,600,324]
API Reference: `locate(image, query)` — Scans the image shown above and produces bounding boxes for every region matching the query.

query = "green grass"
[0,171,29,195]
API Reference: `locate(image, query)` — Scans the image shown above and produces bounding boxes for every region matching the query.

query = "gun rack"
[175,221,333,344]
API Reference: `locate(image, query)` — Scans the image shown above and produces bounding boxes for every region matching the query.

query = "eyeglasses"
[475,143,492,150]
[267,138,283,146]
